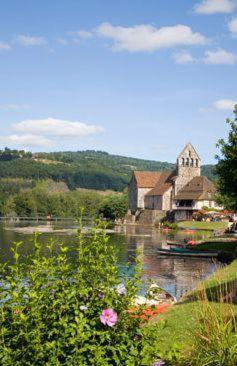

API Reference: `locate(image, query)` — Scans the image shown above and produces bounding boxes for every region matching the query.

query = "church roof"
[133,171,162,188]
[146,170,177,196]
[174,176,216,201]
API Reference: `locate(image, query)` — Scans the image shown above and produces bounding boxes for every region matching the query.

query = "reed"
[181,272,237,366]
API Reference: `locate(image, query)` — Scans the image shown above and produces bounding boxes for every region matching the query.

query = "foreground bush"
[0,220,176,365]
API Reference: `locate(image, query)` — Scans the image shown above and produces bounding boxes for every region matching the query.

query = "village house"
[128,143,221,222]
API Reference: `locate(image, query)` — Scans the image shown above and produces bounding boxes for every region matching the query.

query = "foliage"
[0,148,215,192]
[0,181,129,219]
[2,185,103,218]
[181,286,237,366]
[0,147,32,161]
[160,221,178,230]
[0,221,176,365]
[216,105,237,211]
[148,260,237,365]
[99,193,128,220]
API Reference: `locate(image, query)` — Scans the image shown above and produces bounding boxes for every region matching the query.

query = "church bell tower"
[175,142,201,194]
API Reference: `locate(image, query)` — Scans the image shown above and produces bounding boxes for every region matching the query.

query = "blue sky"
[0,0,237,163]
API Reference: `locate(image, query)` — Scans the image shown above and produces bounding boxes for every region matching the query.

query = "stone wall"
[175,166,200,194]
[136,209,167,225]
[174,210,192,221]
[162,187,172,211]
[137,188,152,209]
[144,195,162,210]
[128,175,138,213]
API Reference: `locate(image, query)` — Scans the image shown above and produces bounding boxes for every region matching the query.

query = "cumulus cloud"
[13,118,104,137]
[173,51,194,64]
[213,99,237,110]
[66,30,93,44]
[194,0,235,14]
[203,48,237,64]
[16,35,47,46]
[2,118,104,150]
[96,23,208,52]
[0,134,53,148]
[229,17,237,34]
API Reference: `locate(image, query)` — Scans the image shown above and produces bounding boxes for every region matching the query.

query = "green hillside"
[0,149,216,191]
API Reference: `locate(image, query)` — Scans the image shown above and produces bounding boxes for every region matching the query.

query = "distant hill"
[0,149,216,191]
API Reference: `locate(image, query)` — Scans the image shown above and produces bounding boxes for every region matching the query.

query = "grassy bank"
[148,259,237,353]
[177,220,228,231]
[197,239,237,252]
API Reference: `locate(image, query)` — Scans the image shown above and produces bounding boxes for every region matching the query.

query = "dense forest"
[0,148,216,191]
[0,148,216,218]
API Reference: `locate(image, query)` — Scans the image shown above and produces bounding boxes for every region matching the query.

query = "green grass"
[148,260,237,351]
[148,301,237,351]
[197,240,237,252]
[177,220,228,231]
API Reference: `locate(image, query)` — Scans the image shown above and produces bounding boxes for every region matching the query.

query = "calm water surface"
[0,221,220,299]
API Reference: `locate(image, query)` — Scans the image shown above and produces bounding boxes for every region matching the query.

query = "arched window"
[189,150,191,157]
[186,158,189,166]
[196,159,199,167]
[182,158,185,166]
[191,158,194,167]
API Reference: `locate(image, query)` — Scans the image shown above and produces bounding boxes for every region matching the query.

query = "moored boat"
[158,247,219,258]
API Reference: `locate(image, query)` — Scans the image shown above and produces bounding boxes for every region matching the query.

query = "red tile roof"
[174,176,216,200]
[146,170,176,196]
[133,171,162,188]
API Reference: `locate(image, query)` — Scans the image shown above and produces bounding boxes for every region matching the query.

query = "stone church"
[128,143,220,221]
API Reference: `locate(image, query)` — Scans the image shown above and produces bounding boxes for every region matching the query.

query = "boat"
[166,240,198,247]
[158,247,219,258]
[166,240,188,247]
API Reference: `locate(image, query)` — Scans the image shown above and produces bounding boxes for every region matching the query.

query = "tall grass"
[182,274,237,366]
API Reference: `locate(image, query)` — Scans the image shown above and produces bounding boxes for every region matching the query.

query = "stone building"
[128,143,221,221]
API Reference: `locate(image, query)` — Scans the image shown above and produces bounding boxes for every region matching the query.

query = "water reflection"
[112,225,220,299]
[0,221,219,299]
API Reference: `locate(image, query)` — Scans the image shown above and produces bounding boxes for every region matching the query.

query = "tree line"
[0,179,128,220]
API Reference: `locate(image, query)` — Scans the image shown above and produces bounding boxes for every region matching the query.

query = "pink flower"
[100,308,118,327]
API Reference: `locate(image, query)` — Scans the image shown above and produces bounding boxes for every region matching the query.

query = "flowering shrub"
[0,220,178,365]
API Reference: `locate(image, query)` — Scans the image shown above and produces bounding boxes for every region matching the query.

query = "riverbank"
[4,225,116,235]
[177,220,228,231]
[148,259,237,354]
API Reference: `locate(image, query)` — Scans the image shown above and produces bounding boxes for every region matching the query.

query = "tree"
[99,193,128,220]
[216,105,237,211]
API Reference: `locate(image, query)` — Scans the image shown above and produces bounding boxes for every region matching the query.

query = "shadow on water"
[0,221,220,299]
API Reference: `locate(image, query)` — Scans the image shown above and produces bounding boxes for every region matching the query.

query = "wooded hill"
[0,149,216,191]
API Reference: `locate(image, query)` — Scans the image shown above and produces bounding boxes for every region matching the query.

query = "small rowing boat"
[158,247,219,258]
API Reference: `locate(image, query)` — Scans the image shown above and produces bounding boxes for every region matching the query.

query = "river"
[0,220,220,299]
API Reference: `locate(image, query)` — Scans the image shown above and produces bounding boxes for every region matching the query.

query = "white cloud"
[229,17,237,34]
[0,41,11,51]
[213,99,237,110]
[13,117,104,138]
[204,48,236,64]
[96,23,208,52]
[0,104,30,110]
[173,51,195,64]
[194,0,235,14]
[1,134,53,148]
[66,30,93,44]
[16,35,47,47]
